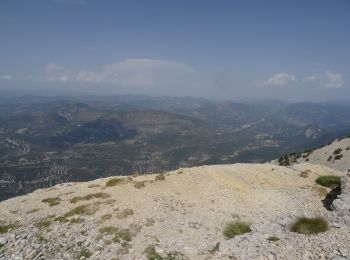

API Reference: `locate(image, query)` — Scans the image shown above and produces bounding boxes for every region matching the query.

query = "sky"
[0,0,349,101]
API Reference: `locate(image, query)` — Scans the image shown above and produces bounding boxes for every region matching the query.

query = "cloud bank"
[264,73,296,87]
[265,71,344,89]
[45,59,193,87]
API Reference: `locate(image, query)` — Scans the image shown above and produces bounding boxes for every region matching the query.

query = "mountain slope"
[275,137,350,171]
[0,163,348,259]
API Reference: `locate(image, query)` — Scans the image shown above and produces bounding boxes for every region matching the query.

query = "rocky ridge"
[0,161,349,260]
[274,137,350,172]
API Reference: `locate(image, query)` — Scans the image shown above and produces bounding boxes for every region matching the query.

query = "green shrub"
[70,217,84,224]
[291,217,328,235]
[134,181,145,189]
[315,176,341,188]
[334,154,343,160]
[223,220,251,239]
[155,174,165,181]
[70,192,110,203]
[99,226,118,235]
[42,197,61,206]
[267,236,280,241]
[76,249,92,259]
[0,223,18,234]
[144,245,163,260]
[117,228,132,242]
[65,203,100,217]
[333,148,342,155]
[116,208,134,219]
[105,178,126,187]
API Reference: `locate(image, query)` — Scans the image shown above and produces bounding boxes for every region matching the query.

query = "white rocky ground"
[0,162,349,260]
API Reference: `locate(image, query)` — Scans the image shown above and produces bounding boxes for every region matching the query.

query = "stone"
[25,249,37,259]
[0,237,8,245]
[154,246,164,254]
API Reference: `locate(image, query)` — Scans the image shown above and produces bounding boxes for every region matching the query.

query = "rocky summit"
[0,151,350,260]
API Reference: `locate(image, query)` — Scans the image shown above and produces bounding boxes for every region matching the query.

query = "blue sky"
[0,0,349,101]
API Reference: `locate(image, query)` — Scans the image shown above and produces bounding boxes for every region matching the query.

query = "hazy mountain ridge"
[1,96,350,200]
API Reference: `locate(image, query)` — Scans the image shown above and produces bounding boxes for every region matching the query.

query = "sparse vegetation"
[76,249,92,259]
[278,155,290,166]
[117,228,132,242]
[116,208,134,219]
[299,171,309,178]
[144,245,184,260]
[54,215,69,223]
[70,217,85,224]
[55,203,100,222]
[210,242,220,254]
[69,192,110,203]
[134,181,145,189]
[291,217,328,235]
[267,236,280,241]
[36,215,57,229]
[315,176,341,188]
[145,218,155,226]
[144,245,163,260]
[36,219,52,229]
[334,154,343,160]
[105,178,127,187]
[100,226,132,242]
[333,148,342,155]
[0,223,18,234]
[36,234,48,244]
[42,197,61,206]
[99,214,112,222]
[223,220,251,239]
[327,156,332,162]
[155,174,165,181]
[88,184,100,188]
[99,226,119,235]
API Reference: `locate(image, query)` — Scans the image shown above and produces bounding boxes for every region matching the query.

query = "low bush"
[334,154,343,160]
[76,249,92,259]
[0,223,18,234]
[134,181,145,189]
[105,178,127,187]
[333,148,342,155]
[291,217,328,235]
[267,236,280,241]
[155,174,165,181]
[70,192,110,203]
[42,197,61,206]
[315,176,341,188]
[223,220,251,239]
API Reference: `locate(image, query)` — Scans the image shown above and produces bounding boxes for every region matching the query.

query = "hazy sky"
[0,0,349,101]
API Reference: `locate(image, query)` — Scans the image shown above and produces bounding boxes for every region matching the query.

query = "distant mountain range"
[1,95,350,200]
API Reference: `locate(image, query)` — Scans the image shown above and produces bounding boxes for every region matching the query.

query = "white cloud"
[304,71,344,89]
[1,75,13,80]
[44,59,194,88]
[325,70,344,88]
[45,63,71,82]
[304,74,321,81]
[264,73,296,87]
